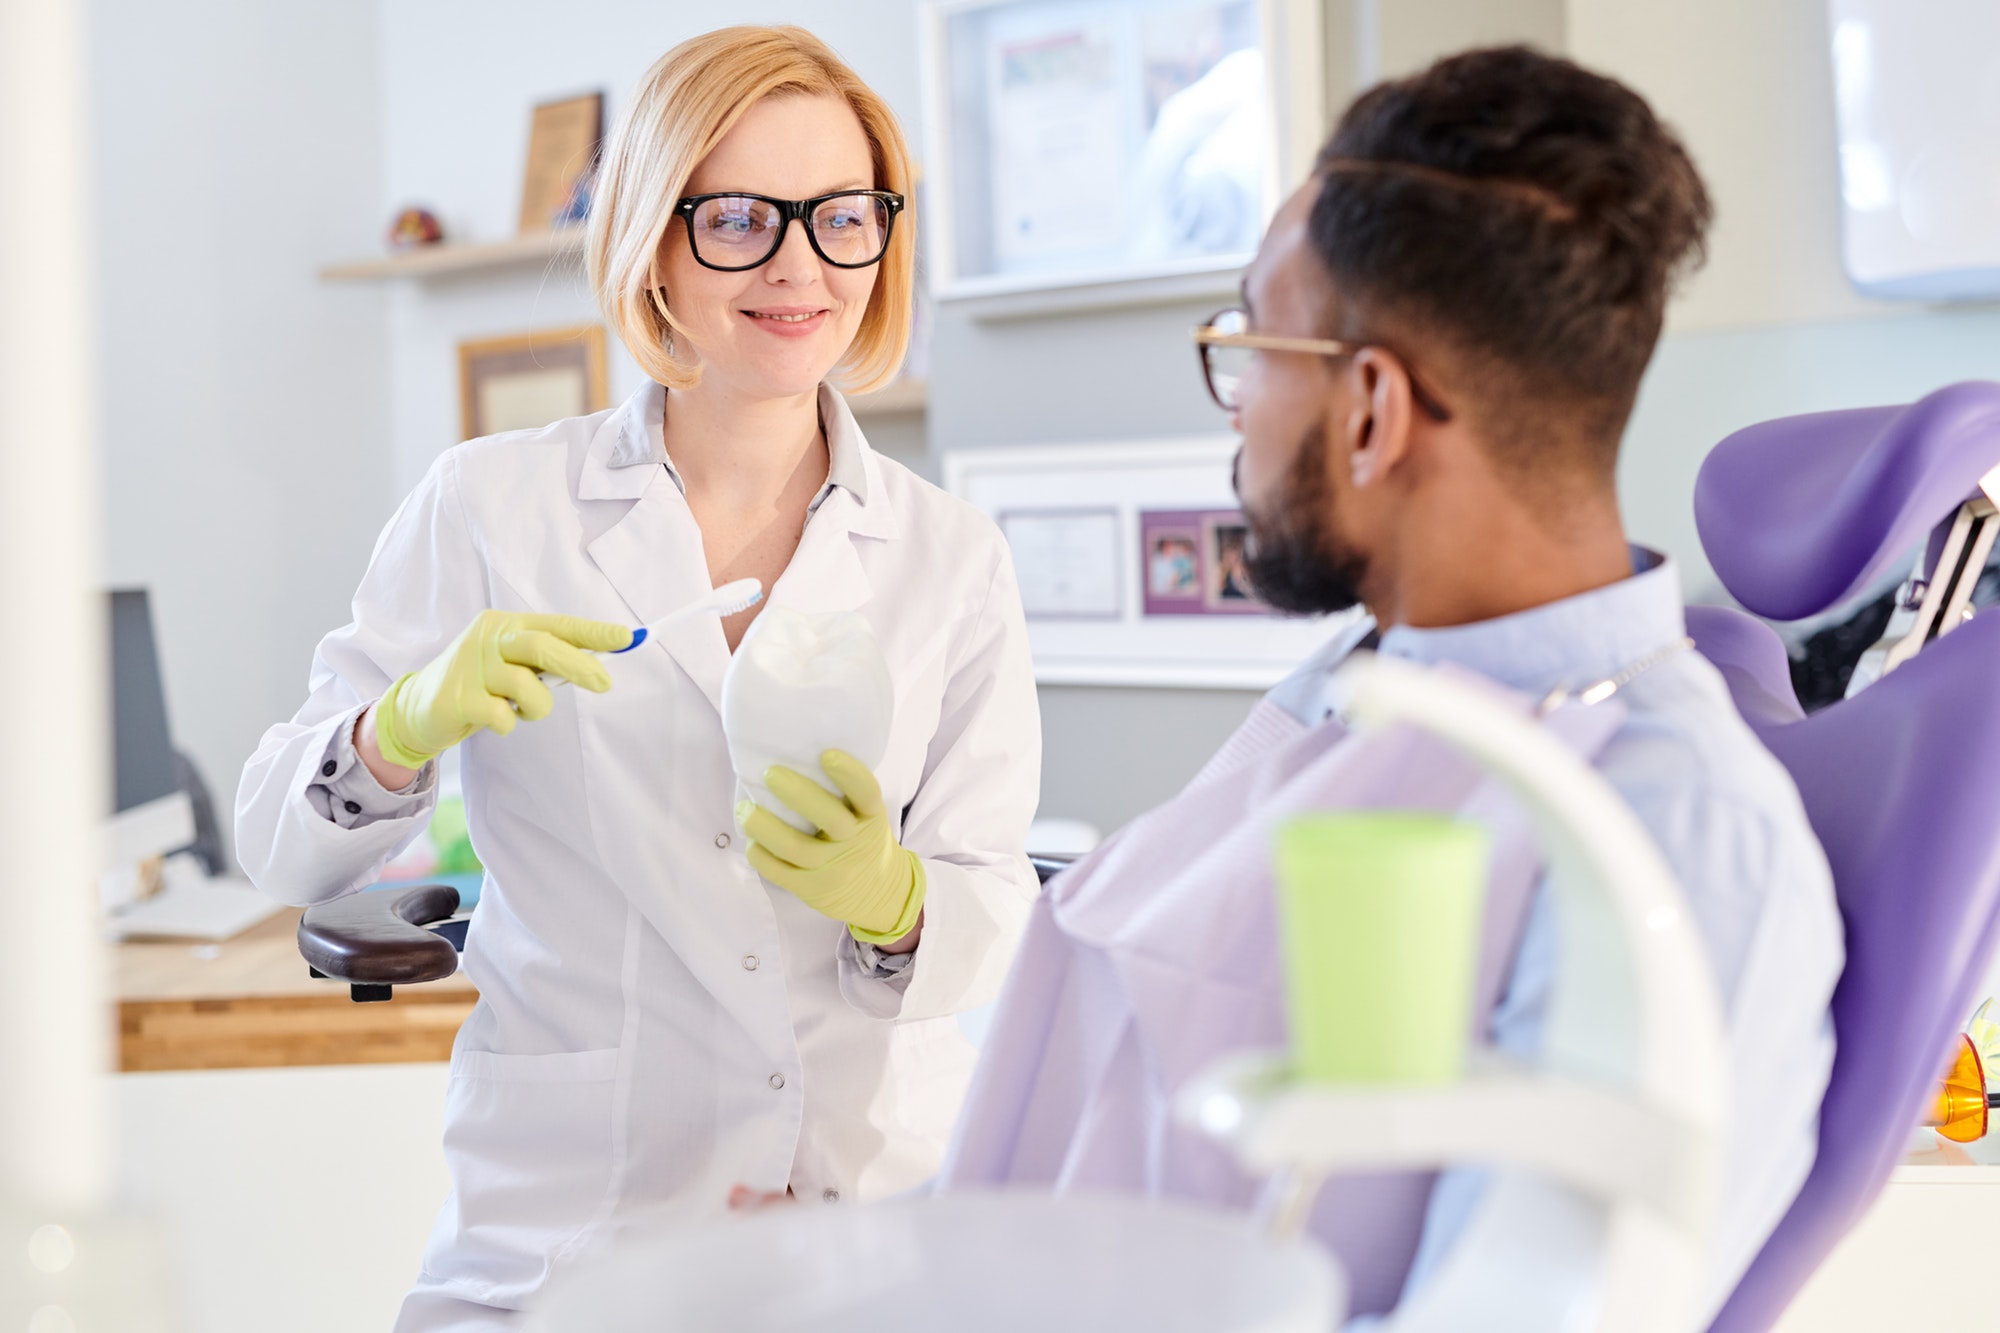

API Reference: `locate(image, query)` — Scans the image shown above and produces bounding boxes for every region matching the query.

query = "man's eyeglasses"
[674,191,905,272]
[1193,308,1453,422]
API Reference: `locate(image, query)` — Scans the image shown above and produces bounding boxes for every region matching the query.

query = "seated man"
[938,45,1843,1325]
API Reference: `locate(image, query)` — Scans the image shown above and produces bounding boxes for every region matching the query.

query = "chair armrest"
[298,884,462,1001]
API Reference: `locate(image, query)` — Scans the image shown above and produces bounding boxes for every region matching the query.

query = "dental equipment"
[1690,380,2000,1332]
[1180,652,1726,1333]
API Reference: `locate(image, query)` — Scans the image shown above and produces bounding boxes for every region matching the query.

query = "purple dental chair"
[1686,381,2000,1332]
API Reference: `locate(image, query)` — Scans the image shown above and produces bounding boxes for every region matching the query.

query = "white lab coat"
[234,383,1042,1327]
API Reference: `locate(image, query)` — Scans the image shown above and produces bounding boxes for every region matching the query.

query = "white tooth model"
[721,604,895,833]
[530,652,1724,1333]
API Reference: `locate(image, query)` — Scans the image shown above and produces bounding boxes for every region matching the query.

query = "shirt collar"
[605,381,872,513]
[1375,547,1685,697]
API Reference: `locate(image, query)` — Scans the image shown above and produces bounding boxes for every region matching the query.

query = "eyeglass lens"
[1202,309,1253,411]
[687,194,892,269]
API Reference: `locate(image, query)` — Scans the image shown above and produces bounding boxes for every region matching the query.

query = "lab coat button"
[714,832,731,849]
[769,1073,785,1090]
[343,800,361,815]
[321,760,337,778]
[822,1187,840,1203]
[741,954,759,971]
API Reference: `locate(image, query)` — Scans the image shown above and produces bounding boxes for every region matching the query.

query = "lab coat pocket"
[438,1047,623,1301]
[888,1017,977,1142]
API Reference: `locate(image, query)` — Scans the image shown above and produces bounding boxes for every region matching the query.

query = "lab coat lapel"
[768,488,876,617]
[587,484,730,713]
[762,390,894,616]
[579,386,731,713]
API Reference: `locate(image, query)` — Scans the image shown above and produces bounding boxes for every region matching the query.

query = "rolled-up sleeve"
[307,708,436,829]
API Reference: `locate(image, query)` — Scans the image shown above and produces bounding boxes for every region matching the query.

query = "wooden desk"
[116,908,476,1072]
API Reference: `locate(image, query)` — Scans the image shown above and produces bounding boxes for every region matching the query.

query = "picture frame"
[519,92,604,234]
[945,437,1350,687]
[457,325,609,442]
[1141,507,1269,615]
[998,507,1124,620]
[919,0,1321,308]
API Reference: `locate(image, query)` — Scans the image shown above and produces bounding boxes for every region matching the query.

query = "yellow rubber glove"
[739,750,925,945]
[373,611,633,768]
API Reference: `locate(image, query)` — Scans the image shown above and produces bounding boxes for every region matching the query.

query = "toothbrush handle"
[539,581,759,690]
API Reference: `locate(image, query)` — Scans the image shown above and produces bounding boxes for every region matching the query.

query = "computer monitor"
[106,588,194,870]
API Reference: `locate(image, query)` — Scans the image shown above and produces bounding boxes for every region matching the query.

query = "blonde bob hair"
[588,26,915,395]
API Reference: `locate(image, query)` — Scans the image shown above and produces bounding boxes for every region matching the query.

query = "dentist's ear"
[1346,348,1417,489]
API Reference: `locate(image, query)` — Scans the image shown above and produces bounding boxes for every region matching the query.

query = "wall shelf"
[319,227,584,282]
[847,377,928,416]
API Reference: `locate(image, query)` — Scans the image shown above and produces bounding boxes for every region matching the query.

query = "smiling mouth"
[744,310,825,323]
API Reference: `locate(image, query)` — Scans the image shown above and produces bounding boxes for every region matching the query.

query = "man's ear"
[1343,348,1418,489]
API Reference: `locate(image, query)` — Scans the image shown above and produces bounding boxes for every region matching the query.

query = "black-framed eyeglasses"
[674,190,905,272]
[1193,308,1453,423]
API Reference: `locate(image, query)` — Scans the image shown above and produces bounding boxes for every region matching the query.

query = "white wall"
[376,0,929,495]
[1570,0,2000,596]
[89,0,391,852]
[1570,0,1874,335]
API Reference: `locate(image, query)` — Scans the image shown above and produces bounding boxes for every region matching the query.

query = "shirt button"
[822,1187,840,1203]
[741,955,759,971]
[768,1073,785,1090]
[343,800,362,815]
[321,760,337,778]
[714,832,731,849]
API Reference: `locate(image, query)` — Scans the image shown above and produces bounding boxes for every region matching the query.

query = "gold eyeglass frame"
[1193,311,1453,423]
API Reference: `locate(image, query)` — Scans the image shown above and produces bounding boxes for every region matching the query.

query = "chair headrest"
[1694,382,2000,621]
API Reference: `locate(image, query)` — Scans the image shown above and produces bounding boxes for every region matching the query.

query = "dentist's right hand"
[367,611,633,772]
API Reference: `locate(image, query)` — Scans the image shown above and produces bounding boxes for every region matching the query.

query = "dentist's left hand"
[739,751,926,948]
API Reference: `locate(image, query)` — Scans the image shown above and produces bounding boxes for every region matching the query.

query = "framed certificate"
[457,325,609,441]
[921,0,1305,304]
[1000,508,1124,619]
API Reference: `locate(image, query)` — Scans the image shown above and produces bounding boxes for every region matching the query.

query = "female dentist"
[235,25,1041,1331]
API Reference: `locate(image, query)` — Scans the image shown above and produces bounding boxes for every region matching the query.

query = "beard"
[1235,420,1369,616]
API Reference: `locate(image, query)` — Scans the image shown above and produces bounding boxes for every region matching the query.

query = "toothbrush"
[543,578,763,687]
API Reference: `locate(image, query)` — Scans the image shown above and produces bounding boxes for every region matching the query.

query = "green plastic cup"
[1273,812,1490,1084]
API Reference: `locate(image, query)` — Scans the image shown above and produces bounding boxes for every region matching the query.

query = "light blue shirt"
[1281,551,1843,1327]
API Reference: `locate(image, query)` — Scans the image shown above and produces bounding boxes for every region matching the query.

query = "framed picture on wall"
[999,507,1123,619]
[946,438,1349,687]
[519,92,604,234]
[1140,507,1268,615]
[920,0,1309,304]
[457,325,609,442]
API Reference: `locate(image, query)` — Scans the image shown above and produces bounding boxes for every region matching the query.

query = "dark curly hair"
[1309,46,1711,482]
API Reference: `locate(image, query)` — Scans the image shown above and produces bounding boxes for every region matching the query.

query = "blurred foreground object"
[1,0,181,1324]
[531,1192,1341,1332]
